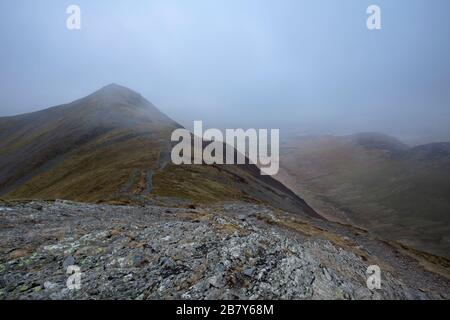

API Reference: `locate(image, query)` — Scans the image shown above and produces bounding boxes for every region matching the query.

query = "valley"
[276,133,450,259]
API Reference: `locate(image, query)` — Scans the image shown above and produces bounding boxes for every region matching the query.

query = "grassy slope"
[5,129,161,202]
[0,85,317,217]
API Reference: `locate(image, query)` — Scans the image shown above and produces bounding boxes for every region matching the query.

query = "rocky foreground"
[0,200,449,300]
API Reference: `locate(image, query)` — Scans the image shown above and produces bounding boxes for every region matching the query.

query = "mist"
[1,0,449,144]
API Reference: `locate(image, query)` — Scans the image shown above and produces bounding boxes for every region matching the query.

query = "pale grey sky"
[1,0,449,143]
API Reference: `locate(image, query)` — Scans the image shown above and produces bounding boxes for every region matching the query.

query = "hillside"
[0,84,317,218]
[277,133,450,259]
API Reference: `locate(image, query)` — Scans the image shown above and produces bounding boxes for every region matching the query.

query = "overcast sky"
[1,0,449,143]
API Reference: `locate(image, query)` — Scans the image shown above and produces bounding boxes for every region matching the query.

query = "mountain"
[0,84,318,218]
[276,133,450,259]
[1,89,449,300]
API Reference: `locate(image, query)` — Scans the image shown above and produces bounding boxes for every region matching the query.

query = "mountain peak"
[89,83,142,101]
[61,83,182,129]
[99,83,135,92]
[73,83,157,117]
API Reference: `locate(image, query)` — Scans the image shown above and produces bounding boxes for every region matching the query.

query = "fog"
[1,0,450,144]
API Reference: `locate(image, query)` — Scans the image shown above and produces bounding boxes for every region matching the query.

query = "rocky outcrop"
[0,200,448,300]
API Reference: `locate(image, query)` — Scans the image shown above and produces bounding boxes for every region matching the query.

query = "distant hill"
[277,133,450,259]
[343,132,409,153]
[405,142,450,162]
[0,84,318,218]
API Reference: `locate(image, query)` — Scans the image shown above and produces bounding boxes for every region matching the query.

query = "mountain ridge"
[0,84,319,219]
